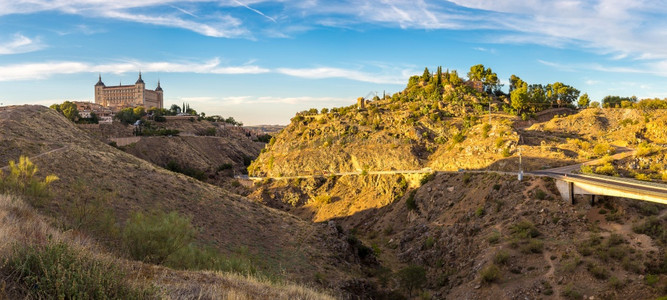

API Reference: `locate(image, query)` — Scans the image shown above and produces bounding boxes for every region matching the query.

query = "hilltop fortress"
[94,73,163,110]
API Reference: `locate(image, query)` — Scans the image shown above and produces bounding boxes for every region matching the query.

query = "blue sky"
[1,0,667,125]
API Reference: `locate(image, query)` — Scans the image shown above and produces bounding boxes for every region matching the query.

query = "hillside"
[0,105,371,296]
[250,169,667,298]
[245,72,667,298]
[249,75,667,178]
[0,194,333,299]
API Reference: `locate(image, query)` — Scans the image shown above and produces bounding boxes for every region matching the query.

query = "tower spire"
[95,73,105,86]
[135,71,145,84]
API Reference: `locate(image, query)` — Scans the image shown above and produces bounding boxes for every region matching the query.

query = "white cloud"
[0,33,45,55]
[178,95,350,105]
[0,58,408,84]
[537,58,667,77]
[0,0,250,38]
[275,67,408,84]
[0,58,268,81]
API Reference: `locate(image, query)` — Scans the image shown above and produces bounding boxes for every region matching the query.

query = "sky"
[1,0,667,125]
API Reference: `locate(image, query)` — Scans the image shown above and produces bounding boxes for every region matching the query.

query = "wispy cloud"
[538,58,667,77]
[0,58,268,81]
[473,47,495,54]
[0,58,408,84]
[0,0,249,38]
[3,0,667,66]
[233,0,276,23]
[179,95,349,105]
[276,66,409,84]
[0,33,45,55]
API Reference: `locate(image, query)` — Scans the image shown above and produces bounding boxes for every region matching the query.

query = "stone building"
[94,73,163,110]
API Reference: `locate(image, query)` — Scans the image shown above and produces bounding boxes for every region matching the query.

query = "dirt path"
[543,250,561,299]
[0,145,69,171]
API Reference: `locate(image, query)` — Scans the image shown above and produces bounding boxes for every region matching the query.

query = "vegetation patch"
[480,264,501,283]
[2,241,153,299]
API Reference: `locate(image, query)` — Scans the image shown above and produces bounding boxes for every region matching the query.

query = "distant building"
[94,73,163,110]
[72,101,113,124]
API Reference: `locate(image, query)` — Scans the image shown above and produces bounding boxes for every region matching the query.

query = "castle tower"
[94,74,106,106]
[357,97,366,110]
[134,72,145,107]
[155,80,163,109]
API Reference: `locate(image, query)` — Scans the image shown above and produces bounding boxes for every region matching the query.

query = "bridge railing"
[575,173,667,190]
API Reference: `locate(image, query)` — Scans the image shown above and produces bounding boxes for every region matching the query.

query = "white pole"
[518,146,523,181]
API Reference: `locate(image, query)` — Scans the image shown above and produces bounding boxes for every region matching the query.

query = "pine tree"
[436,66,442,86]
[421,67,431,83]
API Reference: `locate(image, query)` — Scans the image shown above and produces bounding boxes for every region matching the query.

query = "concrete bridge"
[533,171,667,205]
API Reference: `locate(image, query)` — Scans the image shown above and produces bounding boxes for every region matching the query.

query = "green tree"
[61,102,79,121]
[133,106,145,118]
[435,66,443,86]
[578,93,591,108]
[50,101,80,122]
[527,84,547,112]
[397,265,426,297]
[169,104,180,115]
[511,82,529,114]
[421,67,431,83]
[115,108,139,124]
[468,64,500,93]
[509,74,524,93]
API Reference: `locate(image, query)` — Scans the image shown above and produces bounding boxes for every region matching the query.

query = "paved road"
[531,170,667,199]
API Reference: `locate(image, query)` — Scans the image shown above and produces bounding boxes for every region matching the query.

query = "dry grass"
[0,194,333,300]
[0,105,354,287]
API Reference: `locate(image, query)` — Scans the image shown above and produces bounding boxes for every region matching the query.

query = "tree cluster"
[508,75,580,114]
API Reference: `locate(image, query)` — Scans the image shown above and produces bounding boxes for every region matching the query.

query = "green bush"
[122,210,196,264]
[452,132,465,144]
[488,232,501,244]
[520,239,544,254]
[494,250,510,265]
[165,161,206,181]
[562,284,582,299]
[633,216,667,244]
[501,147,511,157]
[587,262,609,279]
[510,220,540,239]
[481,123,491,138]
[580,165,593,174]
[594,163,617,176]
[475,207,485,217]
[593,143,616,157]
[608,276,624,289]
[311,194,332,206]
[3,241,152,299]
[165,244,258,276]
[480,264,500,283]
[534,188,547,200]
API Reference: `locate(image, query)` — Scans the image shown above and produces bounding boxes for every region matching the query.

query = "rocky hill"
[245,72,667,298]
[249,73,666,178]
[0,105,372,297]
